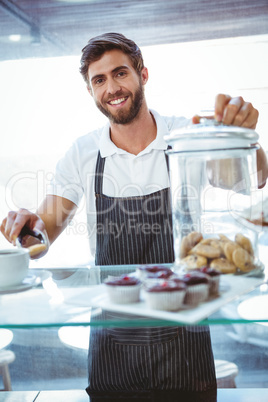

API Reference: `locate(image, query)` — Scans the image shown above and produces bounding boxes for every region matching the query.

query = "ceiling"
[0,0,268,62]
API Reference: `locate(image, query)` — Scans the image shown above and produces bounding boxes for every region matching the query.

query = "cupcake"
[104,275,141,304]
[180,271,210,306]
[200,266,221,296]
[144,279,186,311]
[137,265,173,280]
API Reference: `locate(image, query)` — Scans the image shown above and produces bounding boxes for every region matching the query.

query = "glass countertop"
[0,257,267,329]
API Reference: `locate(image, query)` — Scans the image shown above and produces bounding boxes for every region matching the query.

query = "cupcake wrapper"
[208,276,220,296]
[105,284,141,304]
[184,283,209,306]
[145,289,186,311]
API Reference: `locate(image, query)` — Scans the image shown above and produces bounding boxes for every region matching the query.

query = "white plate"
[92,274,266,325]
[238,295,268,321]
[0,269,51,295]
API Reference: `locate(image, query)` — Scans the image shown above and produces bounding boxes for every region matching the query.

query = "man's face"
[87,49,147,125]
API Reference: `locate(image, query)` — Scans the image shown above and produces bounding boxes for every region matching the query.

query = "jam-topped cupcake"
[137,265,173,280]
[179,271,210,306]
[104,275,141,304]
[199,266,221,296]
[146,270,174,280]
[144,279,186,311]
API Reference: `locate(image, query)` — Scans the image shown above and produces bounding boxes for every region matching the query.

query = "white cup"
[0,248,30,288]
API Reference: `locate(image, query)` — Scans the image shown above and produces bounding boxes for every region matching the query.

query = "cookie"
[199,238,224,254]
[190,243,222,259]
[180,231,203,258]
[211,239,225,256]
[223,241,239,262]
[188,231,203,245]
[235,234,254,256]
[181,254,207,269]
[218,234,230,242]
[232,247,255,272]
[210,258,236,274]
[180,236,190,258]
[200,238,213,245]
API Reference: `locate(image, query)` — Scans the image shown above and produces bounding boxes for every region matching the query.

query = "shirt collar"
[99,109,169,158]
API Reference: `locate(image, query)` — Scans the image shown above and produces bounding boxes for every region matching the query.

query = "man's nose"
[106,78,121,95]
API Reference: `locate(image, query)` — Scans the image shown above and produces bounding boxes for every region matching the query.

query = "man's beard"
[95,80,144,125]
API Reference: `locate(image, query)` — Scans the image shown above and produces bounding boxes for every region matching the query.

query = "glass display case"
[0,244,267,398]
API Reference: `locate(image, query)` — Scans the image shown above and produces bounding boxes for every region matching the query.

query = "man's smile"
[107,96,128,106]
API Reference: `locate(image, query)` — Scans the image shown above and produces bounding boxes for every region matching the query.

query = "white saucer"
[0,269,51,295]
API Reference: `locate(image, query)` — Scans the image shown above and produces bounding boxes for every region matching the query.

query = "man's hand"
[214,94,259,129]
[0,208,46,246]
[192,94,259,129]
[215,95,268,187]
[1,195,78,259]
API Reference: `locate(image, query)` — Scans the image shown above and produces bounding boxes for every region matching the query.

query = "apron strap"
[165,145,172,172]
[95,151,105,194]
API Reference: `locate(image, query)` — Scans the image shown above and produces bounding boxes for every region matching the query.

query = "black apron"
[86,151,216,400]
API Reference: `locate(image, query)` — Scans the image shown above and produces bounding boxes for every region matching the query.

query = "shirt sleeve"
[167,115,192,131]
[46,142,84,206]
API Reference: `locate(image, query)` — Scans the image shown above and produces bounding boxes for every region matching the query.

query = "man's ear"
[87,85,92,96]
[141,67,149,85]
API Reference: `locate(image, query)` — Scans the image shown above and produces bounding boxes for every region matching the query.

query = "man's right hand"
[1,196,78,259]
[0,208,46,246]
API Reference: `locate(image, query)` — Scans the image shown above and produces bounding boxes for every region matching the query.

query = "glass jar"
[165,120,262,271]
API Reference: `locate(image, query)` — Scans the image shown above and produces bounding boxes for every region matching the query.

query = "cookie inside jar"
[179,231,258,274]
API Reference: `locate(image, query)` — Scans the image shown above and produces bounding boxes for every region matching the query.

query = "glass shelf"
[0,259,267,329]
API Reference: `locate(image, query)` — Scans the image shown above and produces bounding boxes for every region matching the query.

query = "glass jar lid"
[165,120,259,152]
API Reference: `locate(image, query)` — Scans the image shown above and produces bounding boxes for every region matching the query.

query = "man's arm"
[0,195,77,258]
[37,195,78,245]
[256,147,268,189]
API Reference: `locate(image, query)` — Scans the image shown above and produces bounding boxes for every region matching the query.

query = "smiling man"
[1,32,267,401]
[85,47,157,156]
[88,49,145,126]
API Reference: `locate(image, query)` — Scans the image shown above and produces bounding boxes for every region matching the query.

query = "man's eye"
[95,78,104,85]
[117,71,126,77]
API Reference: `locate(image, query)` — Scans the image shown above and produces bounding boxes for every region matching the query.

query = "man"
[1,33,267,400]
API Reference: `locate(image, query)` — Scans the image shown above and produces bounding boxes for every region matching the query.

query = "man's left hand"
[214,94,259,129]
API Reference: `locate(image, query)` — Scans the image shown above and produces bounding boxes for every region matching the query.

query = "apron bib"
[86,151,216,398]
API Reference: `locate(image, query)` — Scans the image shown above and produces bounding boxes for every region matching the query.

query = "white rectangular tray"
[91,274,265,325]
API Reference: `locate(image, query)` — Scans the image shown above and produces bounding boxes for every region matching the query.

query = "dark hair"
[80,32,144,85]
